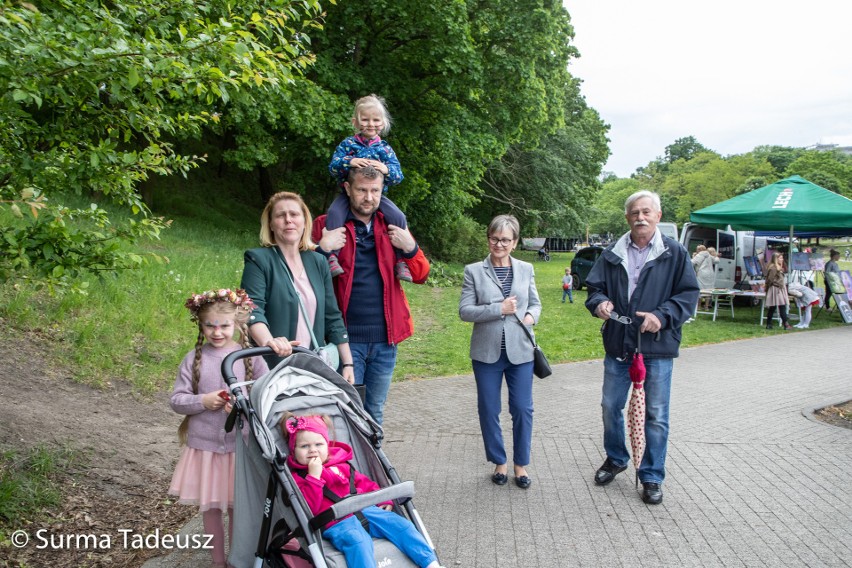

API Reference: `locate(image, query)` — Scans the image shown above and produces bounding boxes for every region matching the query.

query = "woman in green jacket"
[241,191,354,382]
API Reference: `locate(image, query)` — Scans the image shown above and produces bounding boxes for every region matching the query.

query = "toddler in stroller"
[282,413,443,568]
[225,347,442,568]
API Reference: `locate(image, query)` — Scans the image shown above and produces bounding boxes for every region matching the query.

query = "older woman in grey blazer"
[459,215,542,489]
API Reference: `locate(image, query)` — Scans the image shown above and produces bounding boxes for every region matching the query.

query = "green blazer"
[241,247,349,358]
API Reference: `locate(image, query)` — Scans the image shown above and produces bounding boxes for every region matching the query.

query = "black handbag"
[532,345,553,379]
[515,315,553,379]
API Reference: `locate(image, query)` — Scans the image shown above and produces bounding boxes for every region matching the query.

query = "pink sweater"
[170,343,268,453]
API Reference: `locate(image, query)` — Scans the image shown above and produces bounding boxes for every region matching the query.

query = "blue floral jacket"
[328,135,403,192]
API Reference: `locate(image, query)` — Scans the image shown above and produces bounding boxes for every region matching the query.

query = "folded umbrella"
[627,330,646,488]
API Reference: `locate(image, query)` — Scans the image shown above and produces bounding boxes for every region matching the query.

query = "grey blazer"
[459,256,542,364]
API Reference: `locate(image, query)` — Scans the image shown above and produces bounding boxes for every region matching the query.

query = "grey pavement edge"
[146,326,852,568]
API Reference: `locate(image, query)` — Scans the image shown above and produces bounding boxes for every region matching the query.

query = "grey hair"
[487,214,520,240]
[624,190,661,214]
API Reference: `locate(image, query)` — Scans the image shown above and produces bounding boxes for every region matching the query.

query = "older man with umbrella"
[585,190,699,505]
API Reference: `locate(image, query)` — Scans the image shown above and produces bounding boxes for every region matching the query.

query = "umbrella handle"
[636,325,642,355]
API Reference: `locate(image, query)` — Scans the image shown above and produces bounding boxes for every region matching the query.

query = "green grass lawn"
[394,250,850,380]
[3,217,850,394]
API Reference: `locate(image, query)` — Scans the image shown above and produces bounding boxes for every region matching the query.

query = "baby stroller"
[223,346,438,568]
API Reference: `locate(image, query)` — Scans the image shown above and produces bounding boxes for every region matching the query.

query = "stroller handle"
[221,345,315,386]
[221,345,316,434]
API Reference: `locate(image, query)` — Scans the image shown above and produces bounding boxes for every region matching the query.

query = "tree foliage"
[606,137,852,229]
[477,104,609,237]
[783,150,852,197]
[664,136,711,164]
[750,145,806,177]
[658,152,776,223]
[0,0,325,291]
[214,0,609,254]
[587,177,641,236]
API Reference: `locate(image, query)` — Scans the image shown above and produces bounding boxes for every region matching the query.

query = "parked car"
[570,245,604,290]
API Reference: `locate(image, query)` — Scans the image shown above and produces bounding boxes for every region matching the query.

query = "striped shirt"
[493,266,513,351]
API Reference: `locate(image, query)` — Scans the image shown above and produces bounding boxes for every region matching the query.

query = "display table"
[696,289,801,325]
[737,291,801,326]
[697,289,737,321]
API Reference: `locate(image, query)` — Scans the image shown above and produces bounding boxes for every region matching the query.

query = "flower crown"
[185,288,255,322]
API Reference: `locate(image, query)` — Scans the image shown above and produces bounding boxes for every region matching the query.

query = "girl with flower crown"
[169,288,269,568]
[281,413,444,568]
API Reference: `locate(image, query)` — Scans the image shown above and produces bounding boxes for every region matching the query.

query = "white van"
[679,222,788,288]
[658,222,678,241]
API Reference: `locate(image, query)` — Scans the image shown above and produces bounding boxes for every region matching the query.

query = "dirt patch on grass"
[0,330,195,568]
[814,399,852,430]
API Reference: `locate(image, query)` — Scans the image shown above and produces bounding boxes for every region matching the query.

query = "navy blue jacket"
[585,231,699,360]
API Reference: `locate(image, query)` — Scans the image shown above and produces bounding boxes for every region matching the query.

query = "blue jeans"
[472,350,534,467]
[562,288,573,303]
[323,507,437,568]
[601,354,673,484]
[349,342,398,425]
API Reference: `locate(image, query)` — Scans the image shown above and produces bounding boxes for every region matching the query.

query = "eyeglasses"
[609,312,632,325]
[488,237,514,247]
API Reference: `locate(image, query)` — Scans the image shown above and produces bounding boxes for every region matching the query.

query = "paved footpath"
[146,326,852,567]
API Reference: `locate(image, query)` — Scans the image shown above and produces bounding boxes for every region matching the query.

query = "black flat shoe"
[594,457,627,486]
[491,472,508,486]
[514,475,532,489]
[641,482,663,505]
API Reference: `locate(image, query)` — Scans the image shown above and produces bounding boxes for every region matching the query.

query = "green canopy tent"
[690,175,852,287]
[690,175,852,234]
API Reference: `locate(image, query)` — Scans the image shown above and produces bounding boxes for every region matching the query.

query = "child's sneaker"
[395,259,413,282]
[328,254,344,277]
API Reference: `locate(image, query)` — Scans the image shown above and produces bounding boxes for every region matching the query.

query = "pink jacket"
[287,441,391,526]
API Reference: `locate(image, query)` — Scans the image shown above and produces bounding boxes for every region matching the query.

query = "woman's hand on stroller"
[264,336,300,357]
[341,365,355,384]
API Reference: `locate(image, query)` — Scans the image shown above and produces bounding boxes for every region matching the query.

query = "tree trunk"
[139,177,155,209]
[258,167,275,204]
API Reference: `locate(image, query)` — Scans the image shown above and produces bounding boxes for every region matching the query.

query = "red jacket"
[312,213,430,345]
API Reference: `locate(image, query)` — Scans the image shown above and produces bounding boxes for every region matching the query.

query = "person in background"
[585,190,698,505]
[691,245,717,312]
[459,215,541,489]
[824,249,841,311]
[788,281,820,329]
[562,267,574,303]
[764,251,793,330]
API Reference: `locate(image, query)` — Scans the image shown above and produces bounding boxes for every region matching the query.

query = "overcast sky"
[565,0,852,177]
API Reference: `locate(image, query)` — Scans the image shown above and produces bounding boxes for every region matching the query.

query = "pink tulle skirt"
[168,447,235,512]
